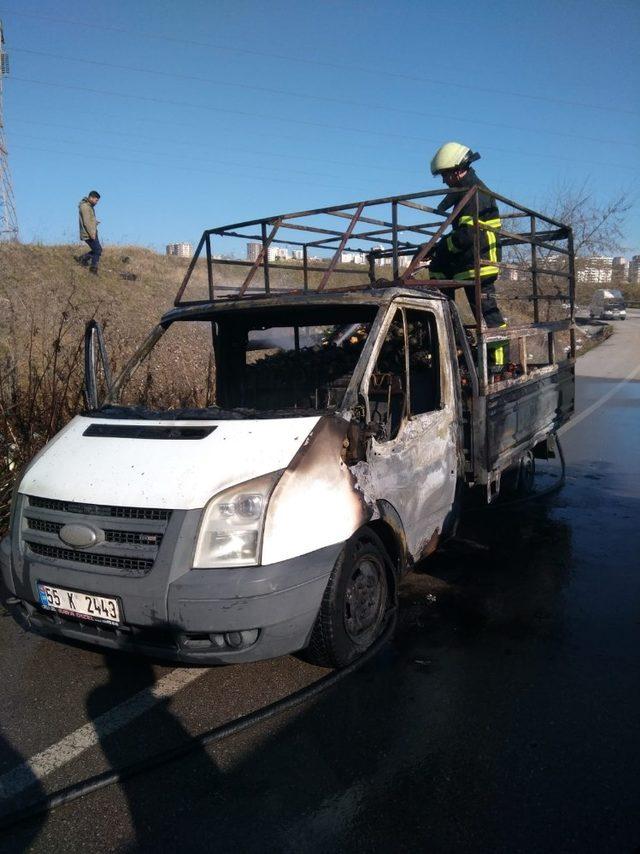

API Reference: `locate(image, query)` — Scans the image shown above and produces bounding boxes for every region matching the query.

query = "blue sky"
[1,0,639,254]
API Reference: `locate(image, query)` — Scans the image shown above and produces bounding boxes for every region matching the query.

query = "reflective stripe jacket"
[434,168,501,280]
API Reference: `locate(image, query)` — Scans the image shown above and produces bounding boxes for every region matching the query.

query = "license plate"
[37,583,121,625]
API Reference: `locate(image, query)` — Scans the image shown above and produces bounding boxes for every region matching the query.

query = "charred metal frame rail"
[173,187,575,393]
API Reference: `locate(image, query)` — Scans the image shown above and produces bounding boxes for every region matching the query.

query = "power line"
[7,47,640,150]
[10,118,426,177]
[9,117,639,178]
[1,6,638,118]
[8,143,374,195]
[8,74,639,153]
[12,108,416,156]
[9,129,373,183]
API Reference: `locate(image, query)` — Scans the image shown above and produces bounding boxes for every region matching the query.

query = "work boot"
[89,266,99,276]
[74,255,90,267]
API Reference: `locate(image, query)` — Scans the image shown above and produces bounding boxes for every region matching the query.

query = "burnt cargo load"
[1,186,575,666]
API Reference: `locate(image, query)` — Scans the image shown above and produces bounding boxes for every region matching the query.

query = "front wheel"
[306,529,391,668]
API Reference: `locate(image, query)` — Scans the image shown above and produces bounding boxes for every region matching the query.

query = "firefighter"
[424,142,506,365]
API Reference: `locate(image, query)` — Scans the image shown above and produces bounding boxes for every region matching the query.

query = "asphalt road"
[1,313,639,853]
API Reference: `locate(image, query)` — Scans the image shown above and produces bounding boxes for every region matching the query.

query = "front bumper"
[2,518,341,664]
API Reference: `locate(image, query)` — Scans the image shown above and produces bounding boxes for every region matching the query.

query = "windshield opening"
[99,304,378,419]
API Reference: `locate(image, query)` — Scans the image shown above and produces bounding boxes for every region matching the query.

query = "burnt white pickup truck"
[1,187,575,666]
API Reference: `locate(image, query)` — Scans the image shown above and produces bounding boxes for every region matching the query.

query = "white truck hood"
[19,415,320,510]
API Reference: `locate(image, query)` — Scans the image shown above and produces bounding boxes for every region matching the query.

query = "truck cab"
[2,289,462,667]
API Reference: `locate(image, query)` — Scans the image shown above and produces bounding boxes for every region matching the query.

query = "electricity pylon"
[0,19,19,241]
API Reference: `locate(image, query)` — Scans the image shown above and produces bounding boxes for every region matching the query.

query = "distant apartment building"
[629,255,640,285]
[340,251,367,265]
[247,242,299,262]
[166,242,192,258]
[268,246,293,262]
[576,256,613,284]
[612,256,629,286]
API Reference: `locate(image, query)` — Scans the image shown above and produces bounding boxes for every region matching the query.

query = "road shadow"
[0,726,47,851]
[85,654,223,853]
[0,586,47,848]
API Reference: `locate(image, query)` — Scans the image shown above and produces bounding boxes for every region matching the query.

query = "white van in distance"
[589,289,626,321]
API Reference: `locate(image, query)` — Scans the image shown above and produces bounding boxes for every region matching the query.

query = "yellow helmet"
[430,141,480,176]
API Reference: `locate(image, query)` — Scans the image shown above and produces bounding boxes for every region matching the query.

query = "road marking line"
[0,667,207,802]
[559,361,640,435]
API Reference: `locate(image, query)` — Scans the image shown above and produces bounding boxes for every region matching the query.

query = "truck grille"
[22,496,172,576]
[27,542,154,573]
[28,496,170,521]
[26,518,164,547]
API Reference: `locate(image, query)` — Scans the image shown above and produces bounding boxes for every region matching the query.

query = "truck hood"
[18,415,321,510]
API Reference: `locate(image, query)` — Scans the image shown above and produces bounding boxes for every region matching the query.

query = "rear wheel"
[306,528,390,668]
[501,451,536,498]
[518,450,536,494]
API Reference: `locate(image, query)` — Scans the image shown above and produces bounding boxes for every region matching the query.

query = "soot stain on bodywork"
[262,415,372,562]
[279,415,370,523]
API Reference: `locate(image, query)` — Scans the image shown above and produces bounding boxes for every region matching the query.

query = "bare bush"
[501,184,634,312]
[548,181,632,258]
[0,293,91,533]
[0,300,214,535]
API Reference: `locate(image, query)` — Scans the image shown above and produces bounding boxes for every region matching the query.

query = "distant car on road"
[589,288,626,321]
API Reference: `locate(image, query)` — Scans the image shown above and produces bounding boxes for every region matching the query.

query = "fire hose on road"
[0,616,397,833]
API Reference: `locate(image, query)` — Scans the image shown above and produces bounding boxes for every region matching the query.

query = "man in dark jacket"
[425,142,506,363]
[77,190,102,275]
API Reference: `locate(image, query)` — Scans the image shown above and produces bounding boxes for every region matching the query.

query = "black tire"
[306,528,391,668]
[517,450,536,495]
[500,451,536,498]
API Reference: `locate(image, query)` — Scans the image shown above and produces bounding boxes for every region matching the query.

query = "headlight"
[193,471,282,568]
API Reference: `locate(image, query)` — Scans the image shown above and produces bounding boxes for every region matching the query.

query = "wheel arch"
[364,501,410,598]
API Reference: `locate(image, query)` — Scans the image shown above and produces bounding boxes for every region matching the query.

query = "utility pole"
[0,19,19,241]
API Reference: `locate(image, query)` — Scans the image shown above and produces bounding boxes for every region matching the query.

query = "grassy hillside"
[0,243,376,360]
[1,243,197,357]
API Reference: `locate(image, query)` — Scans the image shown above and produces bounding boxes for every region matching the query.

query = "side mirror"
[84,320,113,410]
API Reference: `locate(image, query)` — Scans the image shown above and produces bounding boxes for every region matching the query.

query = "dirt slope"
[0,244,199,363]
